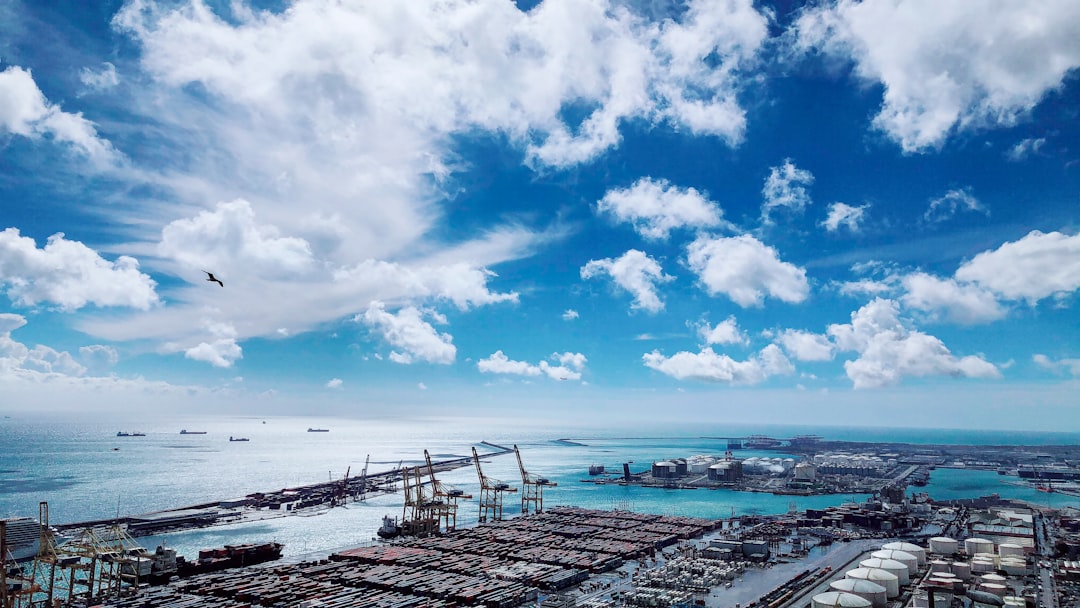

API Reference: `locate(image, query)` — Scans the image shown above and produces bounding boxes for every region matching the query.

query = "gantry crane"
[357,454,370,501]
[424,450,472,532]
[400,465,438,537]
[515,444,557,515]
[472,446,516,523]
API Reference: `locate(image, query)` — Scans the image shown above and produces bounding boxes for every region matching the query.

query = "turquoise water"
[2,412,1077,560]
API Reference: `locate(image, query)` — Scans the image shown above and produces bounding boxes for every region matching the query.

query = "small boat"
[307,428,329,433]
[180,429,207,435]
[376,515,401,538]
[116,432,146,437]
[229,436,250,442]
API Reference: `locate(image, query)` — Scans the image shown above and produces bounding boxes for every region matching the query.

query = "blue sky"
[1,0,1078,429]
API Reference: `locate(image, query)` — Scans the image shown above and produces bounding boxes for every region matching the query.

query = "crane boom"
[514,444,556,515]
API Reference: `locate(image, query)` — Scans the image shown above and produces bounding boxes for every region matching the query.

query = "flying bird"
[203,271,224,287]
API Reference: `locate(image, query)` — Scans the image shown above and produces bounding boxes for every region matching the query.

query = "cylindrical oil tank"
[965,538,995,555]
[929,537,958,554]
[971,558,996,574]
[998,543,1025,559]
[846,568,899,598]
[830,578,888,608]
[859,558,910,585]
[999,558,1027,576]
[882,541,927,566]
[911,591,954,608]
[929,559,951,573]
[980,573,1007,584]
[811,592,872,608]
[980,583,1007,597]
[871,550,918,576]
[950,561,971,581]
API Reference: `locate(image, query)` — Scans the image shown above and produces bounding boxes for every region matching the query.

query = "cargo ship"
[179,429,207,435]
[175,542,284,578]
[116,432,146,437]
[0,517,42,562]
[229,436,250,442]
[307,428,329,432]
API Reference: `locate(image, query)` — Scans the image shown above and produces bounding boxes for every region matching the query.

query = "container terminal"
[5,438,1080,607]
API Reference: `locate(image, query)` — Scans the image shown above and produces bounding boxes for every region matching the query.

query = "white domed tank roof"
[811,592,872,608]
[965,538,995,555]
[846,568,899,598]
[709,462,727,469]
[881,541,927,566]
[830,579,887,608]
[859,558,910,585]
[998,543,1025,559]
[929,537,958,554]
[870,549,917,575]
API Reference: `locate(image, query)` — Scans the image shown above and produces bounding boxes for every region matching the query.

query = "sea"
[2,412,1078,562]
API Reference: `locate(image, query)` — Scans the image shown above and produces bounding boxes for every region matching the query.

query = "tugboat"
[376,515,401,539]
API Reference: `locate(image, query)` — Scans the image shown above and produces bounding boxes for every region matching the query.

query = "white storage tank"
[929,559,951,574]
[999,558,1027,576]
[980,573,1007,584]
[871,549,918,576]
[929,537,958,555]
[830,579,888,608]
[965,538,995,555]
[882,541,927,566]
[971,558,996,574]
[846,568,900,598]
[980,583,1007,597]
[859,558,910,585]
[998,543,1025,559]
[811,591,872,608]
[950,561,972,581]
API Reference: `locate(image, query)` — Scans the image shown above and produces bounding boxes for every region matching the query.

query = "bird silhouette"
[202,271,224,287]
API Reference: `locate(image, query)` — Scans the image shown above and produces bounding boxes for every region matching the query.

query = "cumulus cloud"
[955,230,1080,304]
[1033,354,1080,377]
[775,329,835,362]
[821,202,868,232]
[794,1,1080,152]
[581,249,673,313]
[326,378,343,389]
[0,313,88,378]
[562,309,579,321]
[0,228,160,311]
[79,345,120,372]
[686,234,809,307]
[360,302,456,365]
[183,321,243,368]
[159,199,316,277]
[900,272,1006,324]
[924,188,987,223]
[642,344,793,385]
[761,159,814,224]
[827,298,999,388]
[478,350,587,381]
[1007,137,1046,161]
[0,66,118,165]
[597,178,728,240]
[79,62,120,92]
[334,260,519,311]
[695,316,748,346]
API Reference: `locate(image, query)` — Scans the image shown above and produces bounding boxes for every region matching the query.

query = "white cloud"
[79,62,120,92]
[1007,137,1046,161]
[562,309,579,321]
[79,344,120,371]
[827,298,999,388]
[183,321,243,368]
[159,199,316,277]
[478,350,587,381]
[642,344,793,385]
[581,249,673,313]
[359,302,456,365]
[900,272,1006,324]
[955,230,1080,304]
[794,1,1080,152]
[1033,354,1080,377]
[418,382,428,390]
[686,234,809,307]
[761,159,813,224]
[835,278,899,298]
[0,314,83,378]
[775,329,835,362]
[0,228,160,311]
[0,66,119,165]
[597,178,727,240]
[696,316,747,346]
[326,378,343,389]
[924,188,987,223]
[821,202,868,232]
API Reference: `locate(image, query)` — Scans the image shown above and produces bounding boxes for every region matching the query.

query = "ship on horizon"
[180,429,207,435]
[117,431,146,437]
[307,428,329,432]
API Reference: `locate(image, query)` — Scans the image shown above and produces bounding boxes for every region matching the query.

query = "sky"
[0,0,1078,430]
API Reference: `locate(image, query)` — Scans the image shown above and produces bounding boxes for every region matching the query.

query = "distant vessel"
[588,464,605,475]
[0,517,42,562]
[307,428,329,433]
[116,431,146,437]
[229,436,250,442]
[744,435,781,449]
[180,429,207,435]
[376,515,401,539]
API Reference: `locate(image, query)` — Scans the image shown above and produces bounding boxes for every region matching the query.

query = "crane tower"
[514,444,557,515]
[472,446,516,523]
[424,450,472,532]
